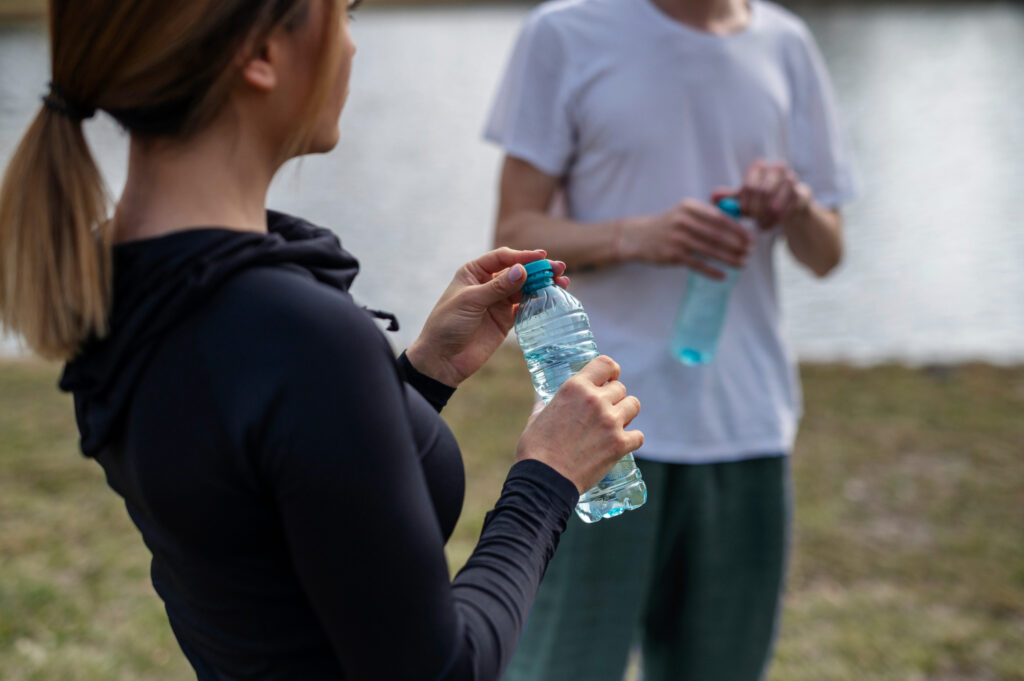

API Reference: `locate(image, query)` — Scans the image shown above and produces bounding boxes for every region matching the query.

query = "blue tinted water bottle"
[669,197,745,365]
[514,259,647,523]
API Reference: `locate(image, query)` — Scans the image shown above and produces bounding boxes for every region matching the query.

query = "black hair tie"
[42,82,96,122]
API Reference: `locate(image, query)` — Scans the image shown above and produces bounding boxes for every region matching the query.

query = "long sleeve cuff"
[396,350,456,412]
[500,459,580,516]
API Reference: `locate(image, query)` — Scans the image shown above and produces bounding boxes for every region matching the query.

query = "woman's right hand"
[515,356,643,494]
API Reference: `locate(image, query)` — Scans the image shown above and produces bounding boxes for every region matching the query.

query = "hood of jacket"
[60,211,364,457]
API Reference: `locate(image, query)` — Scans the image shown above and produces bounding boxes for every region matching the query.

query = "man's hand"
[721,159,843,277]
[732,159,813,229]
[619,199,752,280]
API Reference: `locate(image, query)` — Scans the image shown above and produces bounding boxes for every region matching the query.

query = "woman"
[0,1,643,679]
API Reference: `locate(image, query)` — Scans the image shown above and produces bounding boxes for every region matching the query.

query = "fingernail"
[509,264,524,282]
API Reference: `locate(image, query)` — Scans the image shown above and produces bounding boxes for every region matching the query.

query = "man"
[484,0,857,679]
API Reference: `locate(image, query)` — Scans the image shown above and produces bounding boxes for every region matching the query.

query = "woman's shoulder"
[186,262,393,374]
[209,265,388,356]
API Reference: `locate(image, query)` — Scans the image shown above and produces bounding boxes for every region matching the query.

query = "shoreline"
[3,338,1023,371]
[0,0,45,22]
[2,353,1022,372]
[0,9,41,23]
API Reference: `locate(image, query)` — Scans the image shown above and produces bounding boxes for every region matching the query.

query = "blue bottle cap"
[523,259,553,277]
[521,259,555,294]
[717,197,742,218]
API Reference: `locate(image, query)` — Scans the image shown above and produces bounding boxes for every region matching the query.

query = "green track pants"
[503,455,791,681]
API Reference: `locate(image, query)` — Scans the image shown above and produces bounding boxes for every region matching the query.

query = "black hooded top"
[59,212,578,681]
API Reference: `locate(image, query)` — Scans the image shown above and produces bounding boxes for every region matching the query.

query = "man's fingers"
[750,165,775,218]
[682,255,728,280]
[744,161,765,187]
[759,164,784,196]
[683,237,746,268]
[682,204,751,251]
[770,182,796,218]
[757,165,790,223]
[710,186,735,204]
[741,161,765,213]
[741,160,804,227]
[744,160,788,219]
[683,223,749,265]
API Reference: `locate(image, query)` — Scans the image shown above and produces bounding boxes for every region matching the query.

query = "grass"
[0,0,43,22]
[1,349,1022,680]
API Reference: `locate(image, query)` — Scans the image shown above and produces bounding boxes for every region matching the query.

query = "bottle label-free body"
[516,308,598,402]
[670,265,739,365]
[670,197,746,366]
[515,303,646,523]
[671,264,740,365]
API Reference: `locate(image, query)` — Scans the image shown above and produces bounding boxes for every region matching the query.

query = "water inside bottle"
[524,343,599,402]
[670,265,739,365]
[516,303,647,522]
[576,452,647,523]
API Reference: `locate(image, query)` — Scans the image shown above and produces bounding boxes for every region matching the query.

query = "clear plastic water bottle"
[513,259,647,523]
[669,197,745,365]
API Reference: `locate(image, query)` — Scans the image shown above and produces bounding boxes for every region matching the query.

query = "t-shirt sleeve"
[483,12,576,178]
[256,293,578,681]
[787,25,859,209]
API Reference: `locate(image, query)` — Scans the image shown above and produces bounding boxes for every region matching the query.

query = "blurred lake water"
[1,1,1022,363]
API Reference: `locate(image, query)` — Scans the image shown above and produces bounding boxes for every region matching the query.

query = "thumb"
[469,264,526,307]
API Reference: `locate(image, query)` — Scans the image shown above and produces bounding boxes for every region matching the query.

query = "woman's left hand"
[406,248,568,388]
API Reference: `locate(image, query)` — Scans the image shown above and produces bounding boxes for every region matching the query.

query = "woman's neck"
[115,120,278,244]
[650,0,751,34]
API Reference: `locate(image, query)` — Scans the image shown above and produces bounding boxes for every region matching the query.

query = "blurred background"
[3,0,1023,363]
[1,1,1022,680]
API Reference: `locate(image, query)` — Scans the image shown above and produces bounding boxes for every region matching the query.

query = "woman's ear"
[240,42,278,92]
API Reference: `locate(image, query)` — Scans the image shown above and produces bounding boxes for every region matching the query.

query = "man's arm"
[734,159,843,278]
[494,156,624,270]
[782,201,842,277]
[495,156,751,278]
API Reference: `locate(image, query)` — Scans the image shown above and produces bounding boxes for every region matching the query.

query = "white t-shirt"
[485,0,857,464]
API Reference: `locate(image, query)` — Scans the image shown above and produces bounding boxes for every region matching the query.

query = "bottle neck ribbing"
[522,273,555,294]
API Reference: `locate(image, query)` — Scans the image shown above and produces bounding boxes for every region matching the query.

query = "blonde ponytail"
[1,0,342,361]
[0,106,111,360]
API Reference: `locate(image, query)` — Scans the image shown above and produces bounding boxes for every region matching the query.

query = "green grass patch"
[2,351,1022,679]
[0,0,44,23]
